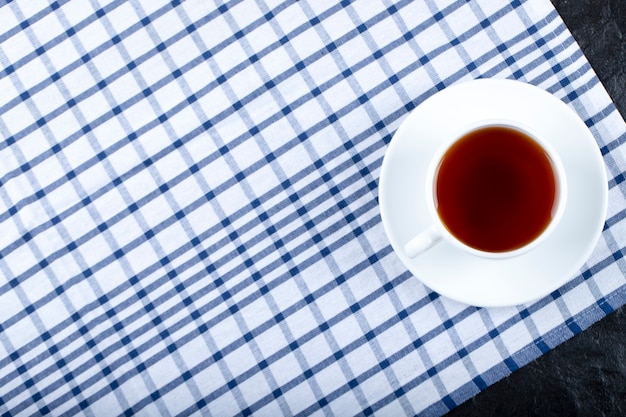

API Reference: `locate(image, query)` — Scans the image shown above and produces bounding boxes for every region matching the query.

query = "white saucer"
[379,78,608,307]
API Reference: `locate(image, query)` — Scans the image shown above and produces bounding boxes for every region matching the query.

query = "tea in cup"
[405,121,567,259]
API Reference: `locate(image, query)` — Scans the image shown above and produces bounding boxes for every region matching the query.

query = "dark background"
[449,1,626,416]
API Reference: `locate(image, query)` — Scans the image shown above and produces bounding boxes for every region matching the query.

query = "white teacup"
[404,120,567,259]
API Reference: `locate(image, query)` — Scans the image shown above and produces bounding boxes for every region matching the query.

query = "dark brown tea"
[435,126,557,252]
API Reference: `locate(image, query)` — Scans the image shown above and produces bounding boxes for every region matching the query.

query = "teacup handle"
[404,225,442,258]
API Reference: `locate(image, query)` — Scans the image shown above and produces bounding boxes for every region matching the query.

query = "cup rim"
[424,119,568,259]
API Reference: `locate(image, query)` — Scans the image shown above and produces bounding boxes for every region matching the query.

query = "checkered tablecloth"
[1,0,625,415]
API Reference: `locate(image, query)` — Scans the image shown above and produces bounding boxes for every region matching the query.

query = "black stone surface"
[552,0,626,116]
[448,1,626,416]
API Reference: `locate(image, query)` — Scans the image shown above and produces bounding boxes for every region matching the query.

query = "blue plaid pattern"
[0,0,625,415]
